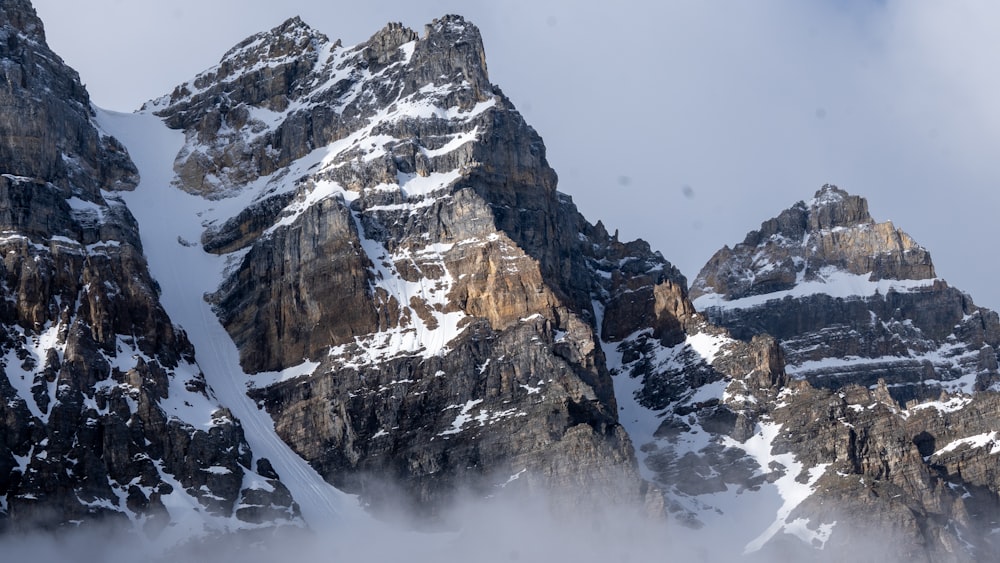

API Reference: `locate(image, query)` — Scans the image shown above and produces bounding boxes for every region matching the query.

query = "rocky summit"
[2,1,1000,561]
[691,185,1000,400]
[676,185,1000,560]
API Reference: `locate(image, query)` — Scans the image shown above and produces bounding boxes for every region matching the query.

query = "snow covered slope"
[678,184,1000,559]
[6,3,1000,560]
[99,14,653,524]
[96,109,361,532]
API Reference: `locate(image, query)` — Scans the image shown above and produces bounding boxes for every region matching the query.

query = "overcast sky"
[31,0,1000,310]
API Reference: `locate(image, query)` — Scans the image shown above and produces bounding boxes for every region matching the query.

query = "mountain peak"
[361,20,418,67]
[809,183,849,205]
[692,185,935,304]
[0,0,45,44]
[148,14,499,198]
[7,6,1000,558]
[217,14,330,73]
[804,183,873,231]
[420,14,490,89]
[426,14,476,35]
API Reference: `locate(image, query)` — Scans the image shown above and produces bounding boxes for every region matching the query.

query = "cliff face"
[135,14,673,517]
[5,2,1000,560]
[691,185,1000,401]
[673,185,1000,560]
[0,0,297,542]
[0,3,683,538]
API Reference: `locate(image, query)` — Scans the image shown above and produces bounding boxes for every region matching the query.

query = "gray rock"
[692,185,998,399]
[0,0,298,536]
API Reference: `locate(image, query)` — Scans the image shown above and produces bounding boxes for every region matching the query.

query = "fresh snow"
[2,323,64,422]
[439,399,484,436]
[907,395,973,415]
[247,360,321,389]
[787,340,981,393]
[597,299,832,554]
[437,399,524,438]
[933,432,1000,457]
[419,128,479,158]
[324,202,468,368]
[722,423,831,553]
[96,108,362,531]
[686,331,727,364]
[694,266,938,311]
[397,169,462,198]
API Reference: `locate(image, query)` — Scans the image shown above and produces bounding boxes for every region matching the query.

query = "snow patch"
[723,423,831,553]
[695,267,937,312]
[933,432,1000,457]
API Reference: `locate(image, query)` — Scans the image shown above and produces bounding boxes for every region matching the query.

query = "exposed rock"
[145,13,654,519]
[665,184,1000,559]
[0,0,297,538]
[691,185,1000,400]
[7,3,1000,560]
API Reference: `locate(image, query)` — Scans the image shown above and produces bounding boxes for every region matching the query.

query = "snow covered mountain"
[1,1,658,544]
[100,12,665,523]
[2,1,1000,560]
[692,184,1000,400]
[677,186,1000,559]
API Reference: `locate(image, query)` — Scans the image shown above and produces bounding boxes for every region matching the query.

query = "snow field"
[97,108,362,532]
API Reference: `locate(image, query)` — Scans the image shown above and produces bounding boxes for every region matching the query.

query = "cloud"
[0,482,938,563]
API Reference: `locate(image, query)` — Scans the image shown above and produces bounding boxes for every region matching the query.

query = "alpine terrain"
[1,1,998,561]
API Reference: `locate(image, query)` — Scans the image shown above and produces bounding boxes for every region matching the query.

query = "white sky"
[31,0,1000,311]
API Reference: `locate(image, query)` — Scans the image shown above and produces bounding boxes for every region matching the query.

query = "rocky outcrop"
[767,385,1000,561]
[7,3,1000,560]
[649,184,1000,559]
[691,185,1000,400]
[143,14,660,518]
[693,186,934,302]
[0,0,297,539]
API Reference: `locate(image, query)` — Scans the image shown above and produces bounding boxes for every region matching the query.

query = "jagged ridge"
[692,185,1000,399]
[119,13,673,521]
[4,3,1000,560]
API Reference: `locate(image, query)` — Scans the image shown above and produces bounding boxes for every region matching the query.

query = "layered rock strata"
[145,15,664,517]
[633,185,1000,559]
[0,0,297,541]
[691,185,1000,401]
[6,3,1000,560]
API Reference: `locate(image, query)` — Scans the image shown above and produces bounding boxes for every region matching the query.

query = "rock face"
[0,0,297,541]
[6,3,1000,560]
[691,185,1000,401]
[647,184,1000,560]
[142,14,664,518]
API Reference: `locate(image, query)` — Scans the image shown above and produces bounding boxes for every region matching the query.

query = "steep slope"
[650,185,1000,560]
[0,0,299,544]
[7,3,998,559]
[691,185,1000,401]
[120,15,669,518]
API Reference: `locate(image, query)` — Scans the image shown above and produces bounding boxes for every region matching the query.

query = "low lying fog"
[0,485,921,563]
